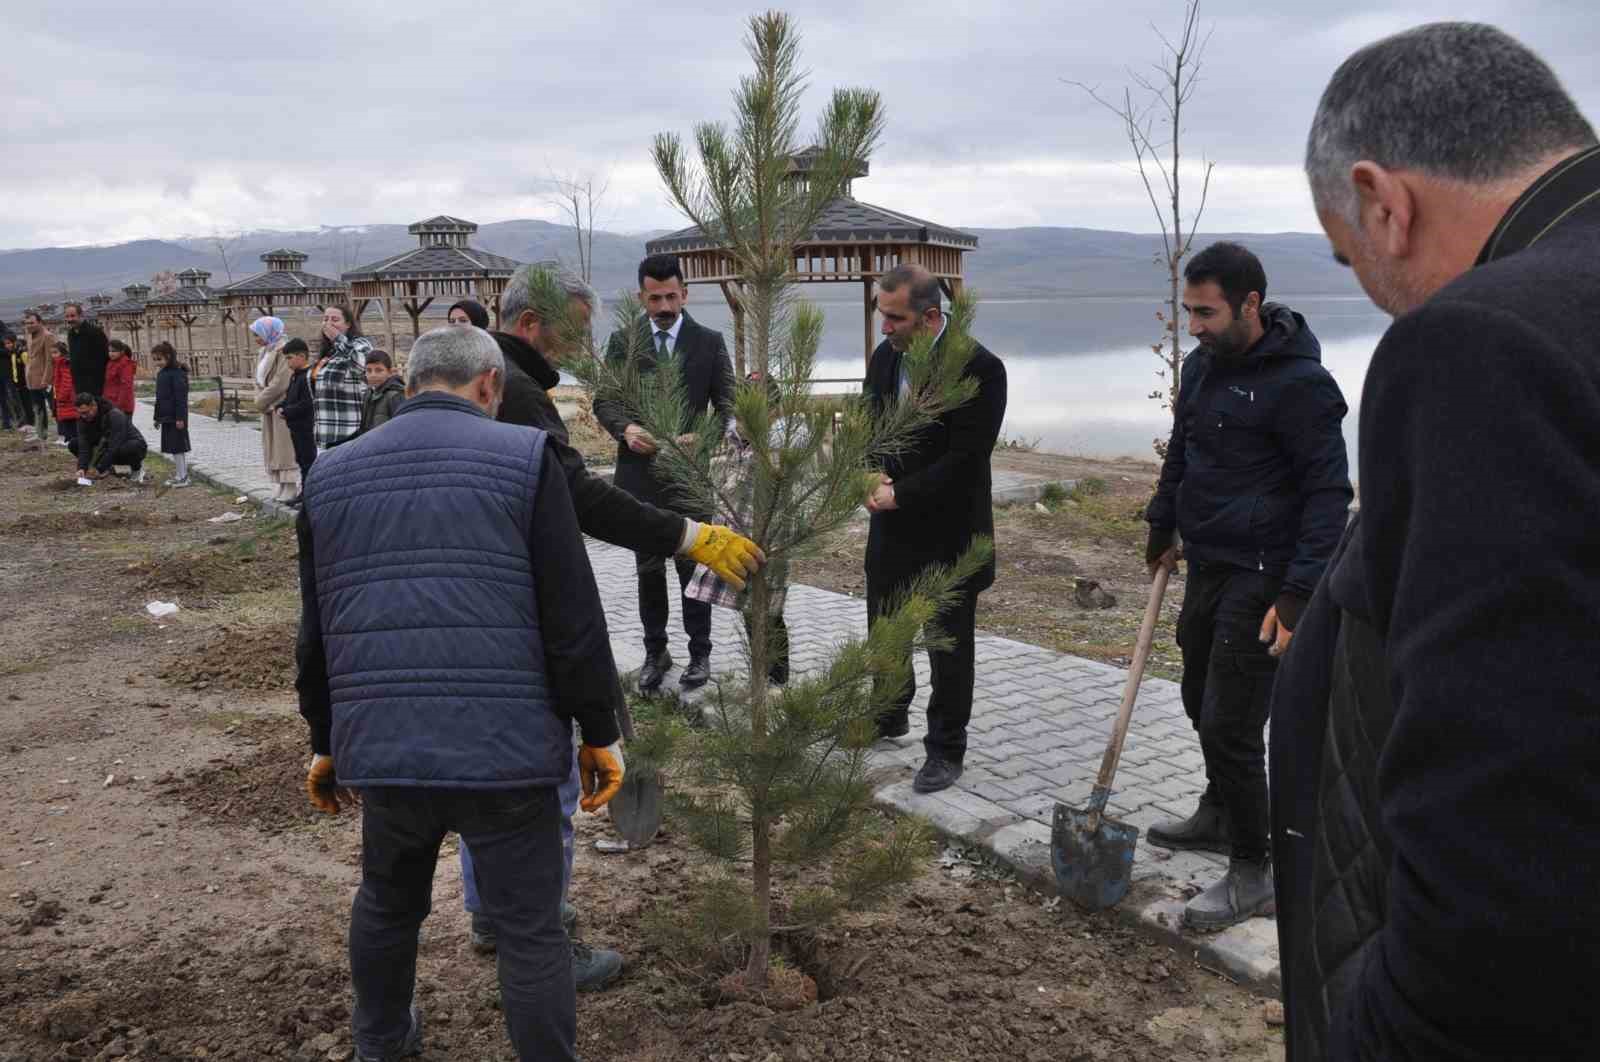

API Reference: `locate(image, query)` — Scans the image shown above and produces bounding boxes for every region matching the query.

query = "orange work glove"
[577,742,626,813]
[306,754,357,814]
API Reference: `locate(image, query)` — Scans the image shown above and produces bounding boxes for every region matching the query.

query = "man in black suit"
[1274,23,1600,1060]
[864,264,1007,794]
[596,254,735,691]
[63,302,109,399]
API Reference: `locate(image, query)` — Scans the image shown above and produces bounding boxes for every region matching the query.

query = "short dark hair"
[55,341,69,357]
[151,340,179,367]
[63,301,84,315]
[366,349,393,370]
[74,391,97,408]
[878,264,942,316]
[284,338,309,357]
[109,339,132,355]
[22,312,40,325]
[1184,242,1267,315]
[1307,23,1597,220]
[637,254,684,288]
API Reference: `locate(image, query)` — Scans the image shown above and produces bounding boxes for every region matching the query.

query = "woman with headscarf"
[249,316,299,503]
[447,299,490,328]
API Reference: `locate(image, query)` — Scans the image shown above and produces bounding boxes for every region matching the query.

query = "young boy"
[359,349,405,434]
[277,339,316,505]
[103,340,136,415]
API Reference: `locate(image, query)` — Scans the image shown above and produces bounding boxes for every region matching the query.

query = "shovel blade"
[609,770,664,849]
[1051,801,1140,910]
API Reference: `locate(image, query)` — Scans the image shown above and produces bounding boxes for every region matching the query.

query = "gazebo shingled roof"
[98,284,153,353]
[217,249,349,352]
[145,269,218,354]
[644,150,978,368]
[343,216,521,354]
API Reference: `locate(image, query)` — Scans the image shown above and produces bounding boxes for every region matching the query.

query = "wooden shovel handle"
[1092,566,1171,795]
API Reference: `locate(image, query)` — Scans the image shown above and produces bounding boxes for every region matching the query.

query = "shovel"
[606,692,664,850]
[1052,566,1170,909]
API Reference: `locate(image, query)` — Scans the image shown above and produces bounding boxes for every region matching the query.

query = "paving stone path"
[160,400,1280,987]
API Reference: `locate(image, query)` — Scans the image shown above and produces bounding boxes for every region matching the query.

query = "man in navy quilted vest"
[294,324,625,1062]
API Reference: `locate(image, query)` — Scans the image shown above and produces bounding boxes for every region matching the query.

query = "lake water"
[597,293,1389,462]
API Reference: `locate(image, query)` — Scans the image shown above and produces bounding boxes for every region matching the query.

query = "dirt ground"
[0,431,1277,1061]
[791,449,1187,680]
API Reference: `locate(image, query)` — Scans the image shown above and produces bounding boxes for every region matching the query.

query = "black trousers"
[743,611,790,682]
[68,437,146,472]
[351,786,573,1062]
[636,551,712,659]
[1176,562,1280,862]
[868,577,981,763]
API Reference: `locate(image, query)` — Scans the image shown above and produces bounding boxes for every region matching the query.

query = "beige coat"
[253,341,298,473]
[25,328,53,389]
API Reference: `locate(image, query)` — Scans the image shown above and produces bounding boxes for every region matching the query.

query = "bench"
[209,376,255,422]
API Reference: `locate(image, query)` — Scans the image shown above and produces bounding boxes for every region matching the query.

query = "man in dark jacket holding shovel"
[1145,241,1351,931]
[1274,23,1600,1060]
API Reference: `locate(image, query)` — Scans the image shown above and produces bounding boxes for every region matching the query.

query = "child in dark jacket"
[359,349,406,435]
[277,339,316,504]
[103,340,136,415]
[151,341,192,487]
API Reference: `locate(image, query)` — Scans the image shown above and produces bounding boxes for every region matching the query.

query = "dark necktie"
[656,330,672,359]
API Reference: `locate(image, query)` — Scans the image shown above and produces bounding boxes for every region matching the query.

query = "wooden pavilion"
[217,249,348,350]
[645,149,979,370]
[144,268,218,354]
[96,284,152,353]
[343,216,520,354]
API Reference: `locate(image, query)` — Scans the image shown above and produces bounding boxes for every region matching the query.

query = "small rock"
[1072,578,1117,610]
[103,1037,129,1058]
[1264,1000,1285,1026]
[1033,502,1049,514]
[306,1032,340,1054]
[326,1048,353,1062]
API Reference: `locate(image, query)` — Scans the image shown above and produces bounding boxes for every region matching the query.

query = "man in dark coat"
[63,302,109,399]
[458,265,759,988]
[295,326,625,1062]
[594,254,735,692]
[1274,22,1600,1060]
[1144,241,1351,932]
[72,392,148,483]
[864,264,1008,795]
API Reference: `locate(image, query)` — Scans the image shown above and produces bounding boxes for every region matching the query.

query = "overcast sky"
[3,1,1596,248]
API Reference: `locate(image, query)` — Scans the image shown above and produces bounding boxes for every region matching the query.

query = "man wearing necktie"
[597,254,735,691]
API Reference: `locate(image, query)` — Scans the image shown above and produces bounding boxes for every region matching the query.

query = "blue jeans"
[351,785,574,1062]
[462,747,579,913]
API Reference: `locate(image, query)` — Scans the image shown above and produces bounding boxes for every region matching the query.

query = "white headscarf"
[251,317,286,387]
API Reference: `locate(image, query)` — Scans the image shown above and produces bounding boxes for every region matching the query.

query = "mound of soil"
[156,715,320,835]
[8,509,178,537]
[129,548,284,600]
[160,620,296,692]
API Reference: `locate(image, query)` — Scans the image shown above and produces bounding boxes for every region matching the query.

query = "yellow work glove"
[683,523,765,591]
[306,753,356,815]
[578,742,626,813]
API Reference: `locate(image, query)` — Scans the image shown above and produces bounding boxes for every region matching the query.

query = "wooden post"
[862,276,876,369]
[385,294,397,355]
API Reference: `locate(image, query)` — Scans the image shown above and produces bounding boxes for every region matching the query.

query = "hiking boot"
[1147,801,1231,855]
[356,1003,422,1061]
[574,941,624,992]
[470,902,578,955]
[679,654,711,690]
[1184,857,1275,932]
[638,650,672,692]
[913,756,963,794]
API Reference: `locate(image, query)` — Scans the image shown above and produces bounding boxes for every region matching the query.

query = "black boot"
[679,653,711,690]
[1147,801,1231,855]
[638,650,672,692]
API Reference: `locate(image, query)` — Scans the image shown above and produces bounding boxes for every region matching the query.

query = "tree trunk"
[744,569,772,987]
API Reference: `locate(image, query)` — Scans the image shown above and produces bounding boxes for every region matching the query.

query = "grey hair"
[879,264,942,316]
[404,325,504,391]
[1306,22,1596,222]
[499,262,599,325]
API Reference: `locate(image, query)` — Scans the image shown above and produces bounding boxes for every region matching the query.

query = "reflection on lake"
[599,294,1388,461]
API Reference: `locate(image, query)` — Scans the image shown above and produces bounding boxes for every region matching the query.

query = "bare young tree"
[209,229,244,284]
[543,169,610,284]
[1066,0,1214,456]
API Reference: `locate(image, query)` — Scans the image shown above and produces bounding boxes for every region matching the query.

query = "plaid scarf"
[312,335,370,449]
[684,422,806,615]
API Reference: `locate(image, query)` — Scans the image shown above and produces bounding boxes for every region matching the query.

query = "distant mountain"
[0,220,1360,318]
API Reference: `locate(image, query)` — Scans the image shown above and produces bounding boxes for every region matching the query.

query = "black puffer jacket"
[1148,304,1351,596]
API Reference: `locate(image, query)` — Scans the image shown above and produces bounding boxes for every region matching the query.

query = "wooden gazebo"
[218,249,348,350]
[343,216,520,354]
[645,149,979,369]
[97,284,152,353]
[144,268,217,353]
